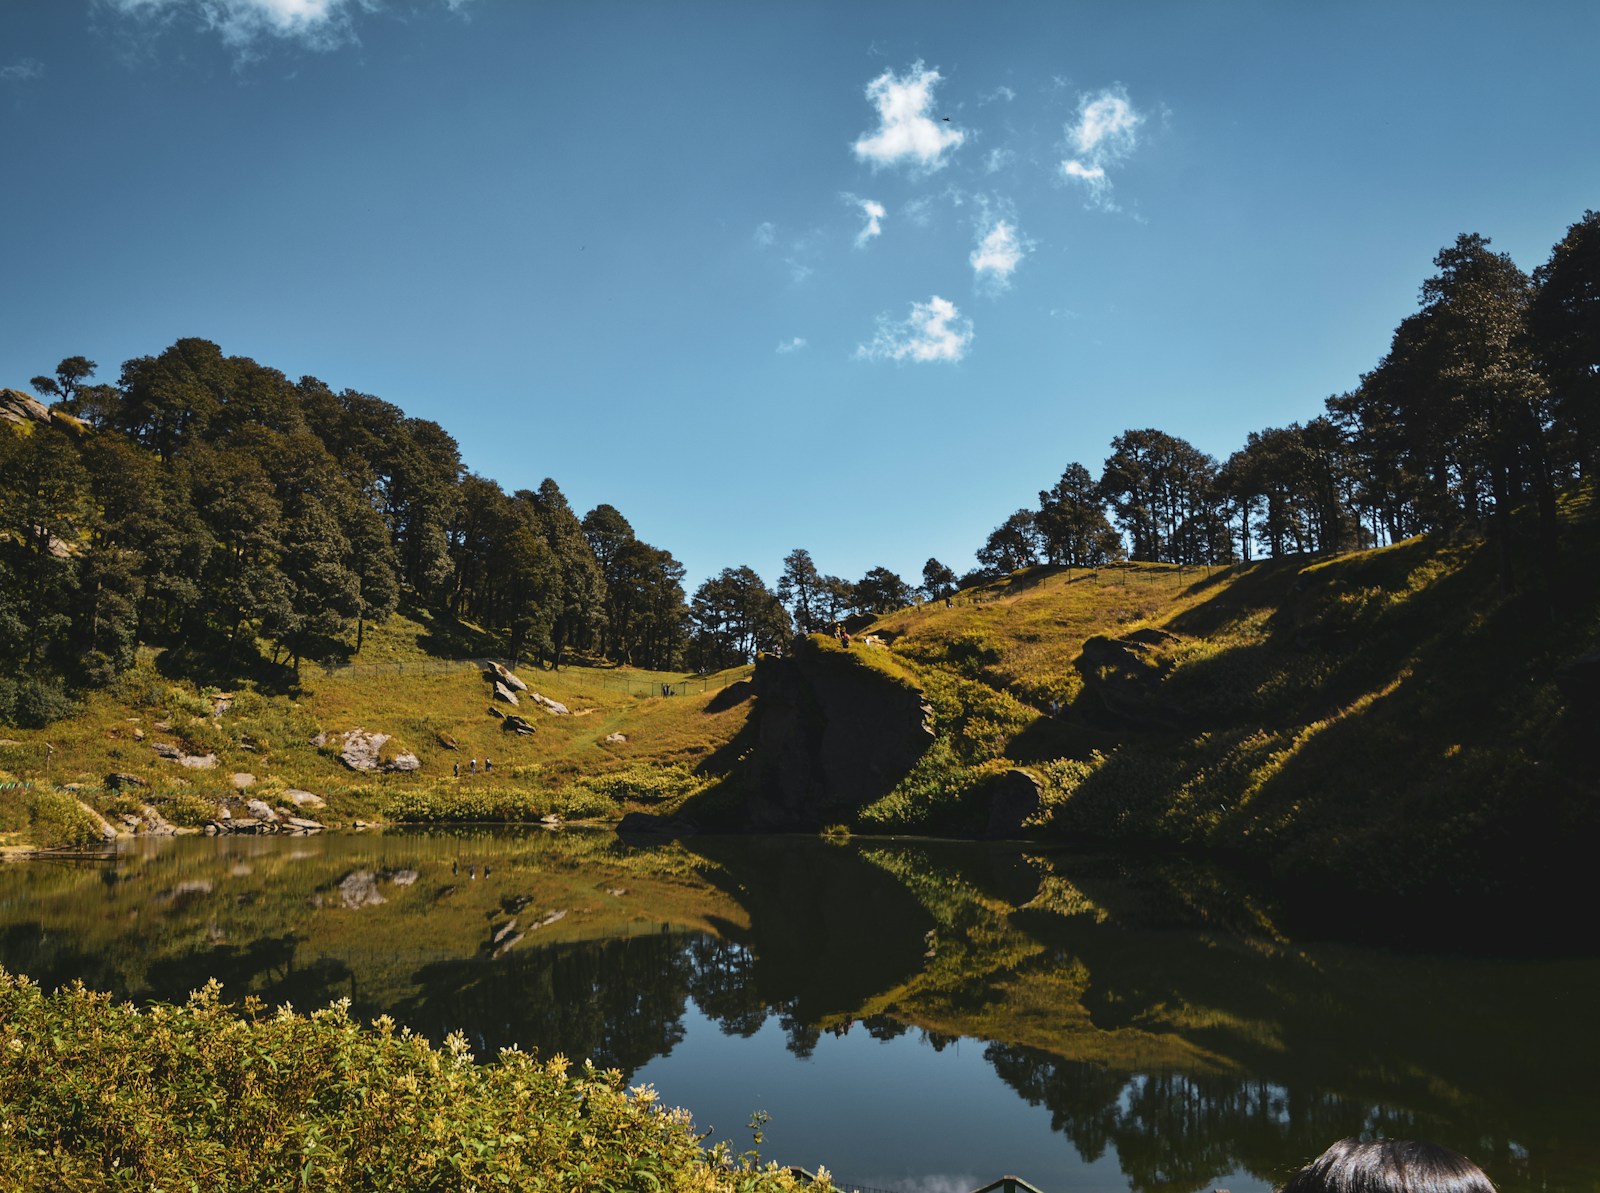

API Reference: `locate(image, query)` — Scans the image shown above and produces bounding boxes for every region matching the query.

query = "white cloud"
[843,194,886,248]
[100,0,470,49]
[752,221,776,248]
[0,58,45,82]
[776,337,808,354]
[856,296,974,364]
[970,219,1028,289]
[1060,85,1145,210]
[980,85,1016,105]
[852,61,965,173]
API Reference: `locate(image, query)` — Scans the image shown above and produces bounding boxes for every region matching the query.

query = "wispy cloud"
[1060,84,1145,210]
[980,85,1016,105]
[0,58,45,82]
[842,194,886,248]
[752,221,776,248]
[776,337,808,354]
[970,218,1029,290]
[852,61,965,173]
[99,0,471,50]
[856,296,973,364]
[983,147,1014,175]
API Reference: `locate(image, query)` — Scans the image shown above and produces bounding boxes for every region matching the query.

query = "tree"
[1529,209,1600,477]
[29,356,97,408]
[976,509,1043,574]
[1099,430,1222,563]
[1036,463,1122,566]
[525,479,606,668]
[919,557,957,600]
[688,566,790,670]
[853,566,911,613]
[777,548,825,633]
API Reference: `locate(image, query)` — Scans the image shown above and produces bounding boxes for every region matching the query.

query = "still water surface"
[0,828,1593,1193]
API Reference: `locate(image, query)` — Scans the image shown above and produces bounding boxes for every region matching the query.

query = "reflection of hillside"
[853,844,1600,1193]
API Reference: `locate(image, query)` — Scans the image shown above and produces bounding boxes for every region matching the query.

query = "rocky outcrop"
[985,768,1044,839]
[0,388,52,427]
[749,636,935,830]
[325,728,420,772]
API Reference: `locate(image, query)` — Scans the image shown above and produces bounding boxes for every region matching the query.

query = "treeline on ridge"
[3,211,1596,723]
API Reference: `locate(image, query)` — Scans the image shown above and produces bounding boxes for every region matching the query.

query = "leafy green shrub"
[575,763,702,805]
[385,785,546,823]
[0,970,823,1192]
[159,792,221,827]
[858,738,991,834]
[26,790,107,848]
[0,673,75,729]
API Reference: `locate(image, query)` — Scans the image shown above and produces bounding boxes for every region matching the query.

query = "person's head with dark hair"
[1281,1139,1496,1193]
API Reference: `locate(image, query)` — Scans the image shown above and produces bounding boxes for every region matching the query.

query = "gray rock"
[493,681,520,706]
[106,772,147,790]
[178,753,218,770]
[151,742,181,760]
[387,869,419,886]
[246,799,280,823]
[502,715,537,736]
[337,729,389,771]
[603,732,627,744]
[138,805,177,836]
[985,768,1044,839]
[528,692,570,715]
[230,772,256,790]
[286,789,326,809]
[384,753,421,773]
[484,662,528,693]
[77,801,118,842]
[0,388,52,427]
[283,817,325,833]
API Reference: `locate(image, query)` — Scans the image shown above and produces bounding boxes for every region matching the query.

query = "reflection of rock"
[618,812,695,836]
[336,870,387,909]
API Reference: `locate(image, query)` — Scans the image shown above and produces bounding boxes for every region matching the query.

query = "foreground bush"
[0,970,824,1192]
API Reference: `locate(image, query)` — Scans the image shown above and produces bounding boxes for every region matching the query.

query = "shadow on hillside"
[153,641,301,697]
[406,600,502,660]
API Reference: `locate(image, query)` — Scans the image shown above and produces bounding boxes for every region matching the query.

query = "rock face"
[750,636,936,830]
[484,662,528,693]
[0,388,52,427]
[985,768,1044,839]
[331,729,419,772]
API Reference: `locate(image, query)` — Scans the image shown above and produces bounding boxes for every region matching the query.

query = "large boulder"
[749,635,935,831]
[337,729,388,771]
[528,692,570,715]
[493,681,520,706]
[484,662,528,693]
[985,768,1044,839]
[502,715,537,736]
[0,388,51,427]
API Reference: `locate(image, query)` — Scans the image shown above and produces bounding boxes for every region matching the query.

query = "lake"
[0,827,1593,1193]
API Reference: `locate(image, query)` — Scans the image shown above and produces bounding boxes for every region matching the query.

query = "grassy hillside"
[0,602,755,849]
[798,485,1600,927]
[5,488,1597,929]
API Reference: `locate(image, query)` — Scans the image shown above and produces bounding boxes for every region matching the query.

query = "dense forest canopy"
[2,212,1595,725]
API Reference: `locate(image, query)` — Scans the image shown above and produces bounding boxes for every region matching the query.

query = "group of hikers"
[452,757,491,778]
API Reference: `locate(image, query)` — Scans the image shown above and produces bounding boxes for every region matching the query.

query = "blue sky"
[3,1,1597,592]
